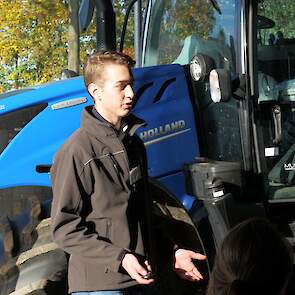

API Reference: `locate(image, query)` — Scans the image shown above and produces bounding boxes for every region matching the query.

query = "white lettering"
[179,120,185,128]
[139,120,187,141]
[164,124,171,133]
[140,131,148,140]
[148,130,155,137]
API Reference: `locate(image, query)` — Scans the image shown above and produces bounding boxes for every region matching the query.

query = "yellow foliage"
[0,0,132,93]
[0,0,69,91]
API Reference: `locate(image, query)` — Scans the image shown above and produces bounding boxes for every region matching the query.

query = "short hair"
[83,50,135,88]
[206,218,293,295]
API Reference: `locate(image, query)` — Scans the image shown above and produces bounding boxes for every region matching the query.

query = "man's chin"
[121,109,131,117]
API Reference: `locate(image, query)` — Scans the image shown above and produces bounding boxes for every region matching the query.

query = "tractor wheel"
[148,179,212,295]
[12,218,68,295]
[0,215,68,295]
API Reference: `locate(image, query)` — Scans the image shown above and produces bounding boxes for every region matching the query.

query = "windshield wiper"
[209,0,222,15]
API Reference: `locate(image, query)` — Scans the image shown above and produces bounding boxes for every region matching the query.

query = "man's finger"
[144,260,152,271]
[176,270,197,282]
[191,252,206,260]
[181,267,203,281]
[192,268,203,279]
[136,264,149,277]
[133,274,154,285]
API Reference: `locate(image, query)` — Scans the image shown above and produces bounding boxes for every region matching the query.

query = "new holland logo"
[140,120,190,146]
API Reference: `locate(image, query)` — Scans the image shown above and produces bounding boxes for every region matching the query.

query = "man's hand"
[122,253,154,285]
[174,248,206,282]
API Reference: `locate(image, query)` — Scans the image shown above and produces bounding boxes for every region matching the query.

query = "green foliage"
[258,0,295,41]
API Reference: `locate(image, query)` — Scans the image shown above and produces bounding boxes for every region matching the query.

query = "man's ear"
[87,83,102,102]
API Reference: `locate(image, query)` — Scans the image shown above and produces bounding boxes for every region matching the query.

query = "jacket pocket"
[96,218,112,240]
[95,155,130,193]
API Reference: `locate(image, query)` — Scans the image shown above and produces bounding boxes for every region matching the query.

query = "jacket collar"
[81,106,146,139]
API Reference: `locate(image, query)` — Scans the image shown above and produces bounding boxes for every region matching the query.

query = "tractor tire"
[0,215,68,295]
[148,179,212,295]
[12,218,68,295]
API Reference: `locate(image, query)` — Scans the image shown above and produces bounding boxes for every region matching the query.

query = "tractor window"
[257,0,295,200]
[143,0,238,73]
[0,104,47,155]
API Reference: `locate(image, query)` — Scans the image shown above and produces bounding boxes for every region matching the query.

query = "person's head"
[83,50,136,127]
[207,218,293,295]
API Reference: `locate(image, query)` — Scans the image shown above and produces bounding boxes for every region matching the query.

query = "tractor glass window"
[143,0,237,73]
[257,0,295,200]
[0,104,47,155]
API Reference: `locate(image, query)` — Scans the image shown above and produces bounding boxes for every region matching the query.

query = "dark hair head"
[83,50,135,88]
[207,218,293,295]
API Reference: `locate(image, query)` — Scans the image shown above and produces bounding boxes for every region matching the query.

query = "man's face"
[93,63,134,126]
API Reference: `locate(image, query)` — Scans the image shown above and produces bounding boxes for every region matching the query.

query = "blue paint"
[0,65,200,208]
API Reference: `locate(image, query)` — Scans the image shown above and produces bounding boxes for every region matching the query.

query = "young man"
[50,51,206,295]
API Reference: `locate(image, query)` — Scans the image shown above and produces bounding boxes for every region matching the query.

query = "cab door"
[255,0,295,218]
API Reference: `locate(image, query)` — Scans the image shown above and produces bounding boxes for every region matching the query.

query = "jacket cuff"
[109,248,130,273]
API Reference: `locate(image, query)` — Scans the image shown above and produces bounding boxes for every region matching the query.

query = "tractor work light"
[190,54,214,82]
[209,69,231,103]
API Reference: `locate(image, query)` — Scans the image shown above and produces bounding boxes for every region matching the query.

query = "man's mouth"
[123,103,133,110]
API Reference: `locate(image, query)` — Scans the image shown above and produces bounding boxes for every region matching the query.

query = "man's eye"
[121,84,131,90]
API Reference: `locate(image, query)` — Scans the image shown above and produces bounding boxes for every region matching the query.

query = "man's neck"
[113,120,121,130]
[93,106,121,130]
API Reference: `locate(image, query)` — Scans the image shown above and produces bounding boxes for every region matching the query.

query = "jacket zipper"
[114,135,130,177]
[108,136,131,192]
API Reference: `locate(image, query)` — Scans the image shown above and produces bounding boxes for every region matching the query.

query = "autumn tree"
[0,0,69,92]
[0,0,144,93]
[258,0,295,40]
[156,0,215,64]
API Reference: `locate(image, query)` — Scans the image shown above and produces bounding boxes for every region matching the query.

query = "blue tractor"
[1,0,295,294]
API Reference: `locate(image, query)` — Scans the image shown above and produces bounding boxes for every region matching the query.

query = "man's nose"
[125,85,134,99]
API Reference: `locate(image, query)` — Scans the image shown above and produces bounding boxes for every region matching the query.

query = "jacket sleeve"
[50,148,126,273]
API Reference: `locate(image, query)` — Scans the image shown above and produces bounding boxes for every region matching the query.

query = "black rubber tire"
[148,180,211,295]
[13,250,68,295]
[0,218,68,295]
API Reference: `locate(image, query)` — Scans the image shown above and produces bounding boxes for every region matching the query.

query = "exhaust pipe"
[95,0,116,51]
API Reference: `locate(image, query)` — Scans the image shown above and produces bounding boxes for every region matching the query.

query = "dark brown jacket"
[50,106,150,292]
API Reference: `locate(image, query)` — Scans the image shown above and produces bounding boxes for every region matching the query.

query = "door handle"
[272,105,282,144]
[36,164,52,173]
